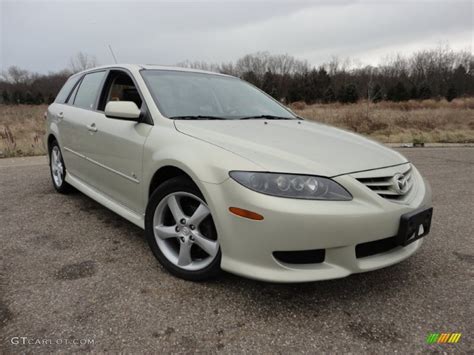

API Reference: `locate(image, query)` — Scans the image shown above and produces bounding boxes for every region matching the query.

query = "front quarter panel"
[142,124,262,203]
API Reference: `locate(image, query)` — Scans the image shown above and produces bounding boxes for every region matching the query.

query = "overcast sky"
[1,0,472,73]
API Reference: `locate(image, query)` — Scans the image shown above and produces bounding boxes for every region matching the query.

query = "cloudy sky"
[1,0,472,73]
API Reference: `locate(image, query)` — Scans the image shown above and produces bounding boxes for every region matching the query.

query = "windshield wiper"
[170,115,228,120]
[239,115,295,120]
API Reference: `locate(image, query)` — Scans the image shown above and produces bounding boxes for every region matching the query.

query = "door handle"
[87,123,98,132]
[57,112,64,119]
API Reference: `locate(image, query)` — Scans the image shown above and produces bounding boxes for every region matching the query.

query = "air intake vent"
[273,249,325,264]
[356,236,399,258]
[356,164,414,202]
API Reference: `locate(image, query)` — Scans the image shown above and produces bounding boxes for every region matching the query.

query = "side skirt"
[65,172,145,229]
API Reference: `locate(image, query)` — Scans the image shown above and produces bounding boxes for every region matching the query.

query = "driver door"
[86,70,152,214]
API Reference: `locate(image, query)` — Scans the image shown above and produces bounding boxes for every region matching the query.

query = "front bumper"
[202,165,432,283]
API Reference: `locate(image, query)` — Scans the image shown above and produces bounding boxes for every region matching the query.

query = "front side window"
[141,70,295,119]
[73,71,106,110]
[98,71,142,111]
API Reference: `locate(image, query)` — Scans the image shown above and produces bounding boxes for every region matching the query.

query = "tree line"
[0,53,97,105]
[1,46,472,105]
[179,46,473,104]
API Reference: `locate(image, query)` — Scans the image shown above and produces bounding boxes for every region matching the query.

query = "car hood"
[174,120,408,177]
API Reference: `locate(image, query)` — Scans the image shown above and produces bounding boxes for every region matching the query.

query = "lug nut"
[175,226,180,232]
[180,218,186,225]
[189,235,195,242]
[190,224,195,230]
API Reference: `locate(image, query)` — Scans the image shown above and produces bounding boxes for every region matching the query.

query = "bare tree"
[2,44,473,106]
[69,52,98,73]
[218,62,236,76]
[176,60,222,73]
[1,66,33,84]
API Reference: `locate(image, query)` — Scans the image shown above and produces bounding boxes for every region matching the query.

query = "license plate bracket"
[396,207,433,246]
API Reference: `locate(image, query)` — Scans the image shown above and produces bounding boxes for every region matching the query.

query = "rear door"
[59,70,107,184]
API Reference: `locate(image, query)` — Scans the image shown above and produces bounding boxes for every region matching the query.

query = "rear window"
[54,75,81,104]
[73,71,106,110]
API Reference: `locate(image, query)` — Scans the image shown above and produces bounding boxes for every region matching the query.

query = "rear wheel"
[49,141,73,194]
[145,176,221,281]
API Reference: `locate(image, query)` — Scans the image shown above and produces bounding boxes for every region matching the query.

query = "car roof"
[76,64,233,78]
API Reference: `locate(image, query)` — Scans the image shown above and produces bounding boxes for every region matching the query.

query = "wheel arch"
[148,165,198,197]
[47,133,57,153]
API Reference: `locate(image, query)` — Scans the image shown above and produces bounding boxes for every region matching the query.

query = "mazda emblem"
[392,173,410,194]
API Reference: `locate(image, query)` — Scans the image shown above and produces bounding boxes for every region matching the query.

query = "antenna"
[108,44,118,64]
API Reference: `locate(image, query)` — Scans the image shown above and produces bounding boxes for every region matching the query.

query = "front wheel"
[145,177,221,281]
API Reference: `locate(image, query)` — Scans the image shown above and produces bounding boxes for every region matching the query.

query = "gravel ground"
[0,148,473,353]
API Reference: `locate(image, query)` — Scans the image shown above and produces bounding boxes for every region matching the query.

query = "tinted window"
[66,79,81,104]
[141,70,295,119]
[54,75,81,104]
[73,71,106,110]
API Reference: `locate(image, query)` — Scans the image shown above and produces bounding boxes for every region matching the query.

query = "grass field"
[291,98,474,144]
[0,105,46,157]
[1,98,473,158]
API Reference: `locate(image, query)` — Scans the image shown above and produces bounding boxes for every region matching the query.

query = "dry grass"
[1,99,473,158]
[291,98,474,144]
[0,105,47,157]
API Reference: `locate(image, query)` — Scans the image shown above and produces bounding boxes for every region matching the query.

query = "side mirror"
[105,101,141,121]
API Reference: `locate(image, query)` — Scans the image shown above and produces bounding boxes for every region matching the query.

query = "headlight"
[229,171,352,200]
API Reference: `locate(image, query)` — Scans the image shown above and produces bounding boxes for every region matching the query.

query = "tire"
[49,140,73,194]
[145,176,222,281]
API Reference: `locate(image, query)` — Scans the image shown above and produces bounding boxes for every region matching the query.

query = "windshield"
[141,70,296,120]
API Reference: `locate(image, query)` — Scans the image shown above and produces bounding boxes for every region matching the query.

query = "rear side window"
[73,71,106,110]
[54,75,81,104]
[66,80,81,104]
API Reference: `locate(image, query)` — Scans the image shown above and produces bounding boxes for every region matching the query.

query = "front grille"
[356,164,414,202]
[273,249,325,264]
[356,236,399,258]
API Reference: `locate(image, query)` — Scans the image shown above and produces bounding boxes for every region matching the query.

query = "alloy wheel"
[51,146,64,187]
[153,192,219,271]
